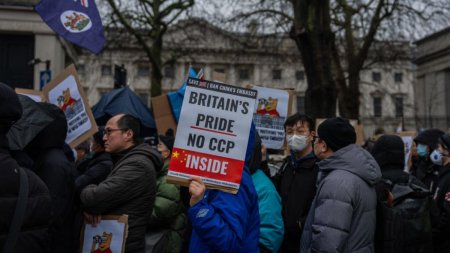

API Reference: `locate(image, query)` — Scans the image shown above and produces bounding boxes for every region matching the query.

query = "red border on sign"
[168,147,244,185]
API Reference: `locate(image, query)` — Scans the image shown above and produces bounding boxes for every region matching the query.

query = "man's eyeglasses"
[103,128,127,136]
[312,135,321,143]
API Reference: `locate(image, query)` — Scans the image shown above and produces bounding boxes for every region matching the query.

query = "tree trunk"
[338,71,360,119]
[150,31,163,97]
[291,0,336,119]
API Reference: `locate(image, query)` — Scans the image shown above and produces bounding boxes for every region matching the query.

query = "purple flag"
[35,0,105,54]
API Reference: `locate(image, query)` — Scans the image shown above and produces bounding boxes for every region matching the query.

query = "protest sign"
[398,131,416,172]
[43,64,97,148]
[250,86,289,150]
[152,94,177,136]
[80,215,128,253]
[15,88,45,102]
[167,78,257,193]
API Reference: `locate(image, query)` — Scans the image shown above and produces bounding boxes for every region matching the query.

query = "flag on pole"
[35,0,105,54]
[167,67,203,123]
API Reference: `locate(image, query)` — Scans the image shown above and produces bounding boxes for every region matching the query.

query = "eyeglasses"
[103,128,127,136]
[312,135,321,143]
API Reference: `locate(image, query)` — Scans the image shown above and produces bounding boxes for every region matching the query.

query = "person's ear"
[309,131,316,142]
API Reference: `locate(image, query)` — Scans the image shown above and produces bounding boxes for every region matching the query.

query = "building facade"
[0,0,68,90]
[414,27,450,131]
[76,19,415,137]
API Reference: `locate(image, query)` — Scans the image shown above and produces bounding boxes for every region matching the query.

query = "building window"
[394,72,403,83]
[372,72,381,82]
[77,64,85,75]
[373,97,382,117]
[272,69,282,80]
[138,92,149,106]
[214,68,225,73]
[164,65,175,78]
[238,68,250,80]
[296,70,305,81]
[296,96,305,114]
[395,96,404,117]
[137,65,150,77]
[101,65,112,76]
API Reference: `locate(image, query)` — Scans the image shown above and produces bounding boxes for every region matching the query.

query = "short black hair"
[117,114,142,144]
[284,113,315,131]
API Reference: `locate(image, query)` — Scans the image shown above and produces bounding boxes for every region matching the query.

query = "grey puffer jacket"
[300,144,381,253]
[81,143,163,252]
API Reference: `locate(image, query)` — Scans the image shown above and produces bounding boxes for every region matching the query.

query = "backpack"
[375,176,433,253]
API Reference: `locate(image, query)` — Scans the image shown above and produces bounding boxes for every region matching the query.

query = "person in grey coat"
[300,117,381,253]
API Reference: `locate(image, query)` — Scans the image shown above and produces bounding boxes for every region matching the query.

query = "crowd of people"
[1,80,449,253]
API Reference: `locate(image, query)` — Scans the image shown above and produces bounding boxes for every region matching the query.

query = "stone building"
[76,19,415,137]
[414,27,450,130]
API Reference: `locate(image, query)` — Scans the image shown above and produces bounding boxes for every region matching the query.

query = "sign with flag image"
[35,0,105,54]
[167,78,257,193]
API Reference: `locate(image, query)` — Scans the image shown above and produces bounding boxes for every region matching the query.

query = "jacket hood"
[123,143,163,171]
[317,144,381,186]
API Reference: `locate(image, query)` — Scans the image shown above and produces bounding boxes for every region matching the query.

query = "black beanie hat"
[318,117,356,152]
[371,135,404,169]
[159,128,175,152]
[0,82,22,130]
[439,133,450,151]
[414,128,445,150]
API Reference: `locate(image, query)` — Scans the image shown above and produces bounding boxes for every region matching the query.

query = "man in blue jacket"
[187,125,260,253]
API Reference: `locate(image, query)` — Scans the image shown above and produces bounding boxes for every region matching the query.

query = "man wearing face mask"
[272,113,318,253]
[431,133,450,253]
[300,117,381,253]
[412,128,445,194]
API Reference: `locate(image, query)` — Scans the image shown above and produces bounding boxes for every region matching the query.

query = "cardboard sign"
[151,94,177,135]
[43,64,98,148]
[398,131,416,172]
[80,215,128,253]
[251,86,289,150]
[15,88,46,102]
[167,78,257,193]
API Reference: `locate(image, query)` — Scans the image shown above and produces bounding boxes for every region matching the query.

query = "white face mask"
[286,134,309,152]
[430,149,443,166]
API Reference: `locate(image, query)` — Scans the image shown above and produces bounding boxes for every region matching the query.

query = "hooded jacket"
[300,144,381,253]
[187,124,260,253]
[81,143,162,252]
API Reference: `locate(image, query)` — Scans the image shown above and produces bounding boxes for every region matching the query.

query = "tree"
[105,0,194,97]
[221,0,450,119]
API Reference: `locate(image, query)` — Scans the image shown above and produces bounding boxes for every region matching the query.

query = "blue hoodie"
[188,124,260,252]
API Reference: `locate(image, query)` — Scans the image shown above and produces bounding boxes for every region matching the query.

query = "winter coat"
[411,158,440,194]
[432,163,450,253]
[188,167,260,253]
[300,144,381,253]
[23,102,77,253]
[75,152,113,195]
[275,152,318,253]
[148,161,186,253]
[81,143,162,252]
[251,169,284,253]
[0,137,52,252]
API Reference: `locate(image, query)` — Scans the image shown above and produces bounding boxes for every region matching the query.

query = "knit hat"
[439,133,450,151]
[317,117,356,152]
[0,82,22,131]
[371,135,404,169]
[159,128,175,152]
[414,128,445,150]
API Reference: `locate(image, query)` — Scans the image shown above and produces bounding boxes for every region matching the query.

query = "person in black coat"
[431,133,450,253]
[0,82,52,252]
[412,128,445,194]
[75,129,113,195]
[24,102,77,253]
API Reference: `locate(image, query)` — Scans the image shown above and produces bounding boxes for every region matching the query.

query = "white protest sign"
[167,78,257,193]
[251,86,289,149]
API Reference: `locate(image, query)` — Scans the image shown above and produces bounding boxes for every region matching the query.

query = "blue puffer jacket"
[188,124,260,253]
[251,169,284,252]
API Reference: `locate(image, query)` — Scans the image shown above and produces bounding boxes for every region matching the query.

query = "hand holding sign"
[189,177,206,207]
